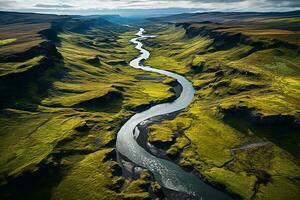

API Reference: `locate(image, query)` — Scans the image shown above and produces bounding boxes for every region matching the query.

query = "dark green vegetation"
[0,10,299,200]
[143,12,300,200]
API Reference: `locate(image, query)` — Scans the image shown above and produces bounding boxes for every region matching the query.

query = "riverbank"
[142,23,300,200]
[0,16,186,200]
[116,28,233,200]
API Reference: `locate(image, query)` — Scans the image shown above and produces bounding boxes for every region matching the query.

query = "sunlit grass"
[0,38,16,46]
[143,23,300,200]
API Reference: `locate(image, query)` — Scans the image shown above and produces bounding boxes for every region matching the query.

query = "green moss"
[0,23,183,199]
[0,38,17,46]
[167,136,190,156]
[181,102,242,168]
[0,55,44,76]
[41,83,116,107]
[143,23,300,200]
[54,149,152,200]
[205,168,256,199]
[146,55,189,74]
[147,115,193,148]
[192,78,215,88]
[0,111,87,180]
[256,177,300,200]
[192,45,253,66]
[242,94,298,116]
[268,146,300,177]
[123,79,175,110]
[121,177,150,199]
[230,48,300,76]
[2,15,300,200]
[205,168,257,200]
[148,124,174,143]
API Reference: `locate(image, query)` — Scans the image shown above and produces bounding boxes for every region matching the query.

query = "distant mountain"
[75,15,146,26]
[0,11,67,25]
[66,17,115,33]
[149,10,300,24]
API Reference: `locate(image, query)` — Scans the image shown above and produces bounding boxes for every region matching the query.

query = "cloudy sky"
[0,0,299,15]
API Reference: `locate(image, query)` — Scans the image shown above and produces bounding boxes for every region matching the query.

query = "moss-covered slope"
[143,22,300,200]
[0,13,173,200]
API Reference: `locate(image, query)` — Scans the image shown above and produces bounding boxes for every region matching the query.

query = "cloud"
[34,3,73,8]
[0,0,16,9]
[264,0,300,7]
[1,0,300,15]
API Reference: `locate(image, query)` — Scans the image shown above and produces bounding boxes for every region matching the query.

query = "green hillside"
[0,10,299,200]
[0,12,172,200]
[143,15,300,199]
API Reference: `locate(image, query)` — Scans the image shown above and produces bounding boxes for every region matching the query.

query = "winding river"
[116,28,233,200]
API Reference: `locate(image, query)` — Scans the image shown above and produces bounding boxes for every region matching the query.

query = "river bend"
[116,28,232,200]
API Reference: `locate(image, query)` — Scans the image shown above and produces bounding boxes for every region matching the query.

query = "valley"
[0,10,299,200]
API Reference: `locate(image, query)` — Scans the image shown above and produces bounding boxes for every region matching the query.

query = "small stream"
[116,28,233,200]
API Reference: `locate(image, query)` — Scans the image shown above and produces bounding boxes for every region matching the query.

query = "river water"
[116,28,233,200]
